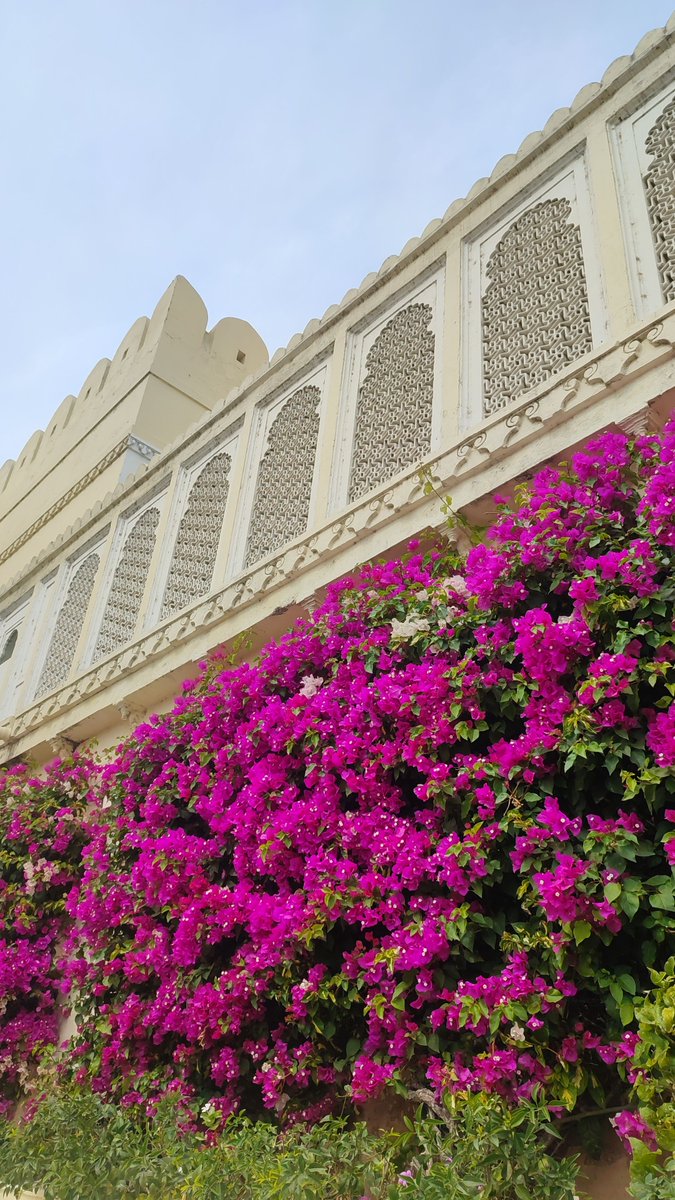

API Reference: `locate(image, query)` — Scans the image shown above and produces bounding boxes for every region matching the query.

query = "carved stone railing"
[1,302,674,764]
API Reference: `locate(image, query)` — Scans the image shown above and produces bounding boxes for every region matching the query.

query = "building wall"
[0,281,268,578]
[3,20,675,1196]
[3,20,675,772]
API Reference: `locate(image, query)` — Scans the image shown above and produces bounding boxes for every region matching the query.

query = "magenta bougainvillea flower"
[0,418,674,1127]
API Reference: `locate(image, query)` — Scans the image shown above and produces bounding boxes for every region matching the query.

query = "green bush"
[0,1089,577,1200]
[626,959,675,1199]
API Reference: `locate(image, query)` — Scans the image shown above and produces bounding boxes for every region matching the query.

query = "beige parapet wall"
[0,13,674,824]
[0,279,268,576]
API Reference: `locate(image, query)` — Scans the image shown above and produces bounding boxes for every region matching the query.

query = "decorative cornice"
[116,699,147,726]
[48,735,78,758]
[0,434,156,569]
[127,436,157,463]
[2,310,673,759]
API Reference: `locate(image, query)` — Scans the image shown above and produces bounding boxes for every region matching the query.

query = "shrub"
[55,420,675,1127]
[0,1089,577,1200]
[0,757,91,1112]
[0,419,673,1173]
[622,958,675,1197]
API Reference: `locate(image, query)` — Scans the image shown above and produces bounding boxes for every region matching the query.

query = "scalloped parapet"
[0,277,268,569]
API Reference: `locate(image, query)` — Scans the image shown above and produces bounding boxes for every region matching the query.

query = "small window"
[0,629,18,665]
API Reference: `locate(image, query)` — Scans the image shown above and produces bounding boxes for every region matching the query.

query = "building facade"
[3,20,675,1199]
[1,18,675,804]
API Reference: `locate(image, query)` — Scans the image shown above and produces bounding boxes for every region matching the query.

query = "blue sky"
[1,0,674,464]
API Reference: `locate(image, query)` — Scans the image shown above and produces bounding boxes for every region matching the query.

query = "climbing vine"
[0,420,673,1178]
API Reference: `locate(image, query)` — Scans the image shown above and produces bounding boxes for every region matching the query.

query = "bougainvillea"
[2,419,675,1139]
[0,758,92,1113]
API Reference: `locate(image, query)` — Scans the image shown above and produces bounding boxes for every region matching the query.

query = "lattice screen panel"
[161,451,231,619]
[245,385,321,566]
[481,199,592,416]
[36,554,100,697]
[93,507,160,660]
[348,302,434,503]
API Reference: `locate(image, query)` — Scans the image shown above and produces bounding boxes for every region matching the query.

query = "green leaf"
[573,920,592,945]
[620,998,634,1026]
[609,980,624,1005]
[650,887,674,911]
[621,892,641,919]
[618,972,637,996]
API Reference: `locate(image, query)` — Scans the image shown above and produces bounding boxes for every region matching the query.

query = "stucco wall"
[3,16,675,765]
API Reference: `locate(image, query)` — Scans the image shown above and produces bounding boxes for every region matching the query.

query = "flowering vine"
[0,759,91,1113]
[1,419,674,1147]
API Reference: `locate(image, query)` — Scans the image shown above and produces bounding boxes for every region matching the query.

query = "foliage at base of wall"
[0,759,91,1114]
[0,1090,579,1200]
[629,1158,675,1200]
[625,958,675,1198]
[0,420,674,1193]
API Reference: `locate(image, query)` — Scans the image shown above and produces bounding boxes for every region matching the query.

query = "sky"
[1,0,674,464]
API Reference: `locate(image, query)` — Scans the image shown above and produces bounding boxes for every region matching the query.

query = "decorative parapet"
[1,18,675,760]
[0,278,268,567]
[2,304,674,765]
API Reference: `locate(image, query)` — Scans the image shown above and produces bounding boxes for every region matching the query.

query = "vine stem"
[558,1105,624,1125]
[406,1088,455,1133]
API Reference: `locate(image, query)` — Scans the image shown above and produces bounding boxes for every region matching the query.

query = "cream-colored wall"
[0,278,268,574]
[0,19,673,792]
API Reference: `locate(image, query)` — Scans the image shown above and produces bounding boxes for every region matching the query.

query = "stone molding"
[0,434,156,569]
[127,436,157,462]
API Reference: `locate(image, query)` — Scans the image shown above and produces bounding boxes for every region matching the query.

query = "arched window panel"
[481,198,592,416]
[347,298,436,505]
[93,506,161,661]
[611,81,675,316]
[245,385,321,567]
[35,553,101,699]
[0,591,33,721]
[644,94,675,303]
[462,156,606,430]
[160,450,232,619]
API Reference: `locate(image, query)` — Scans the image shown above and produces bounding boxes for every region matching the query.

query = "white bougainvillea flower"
[446,574,469,598]
[299,674,324,698]
[390,616,430,639]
